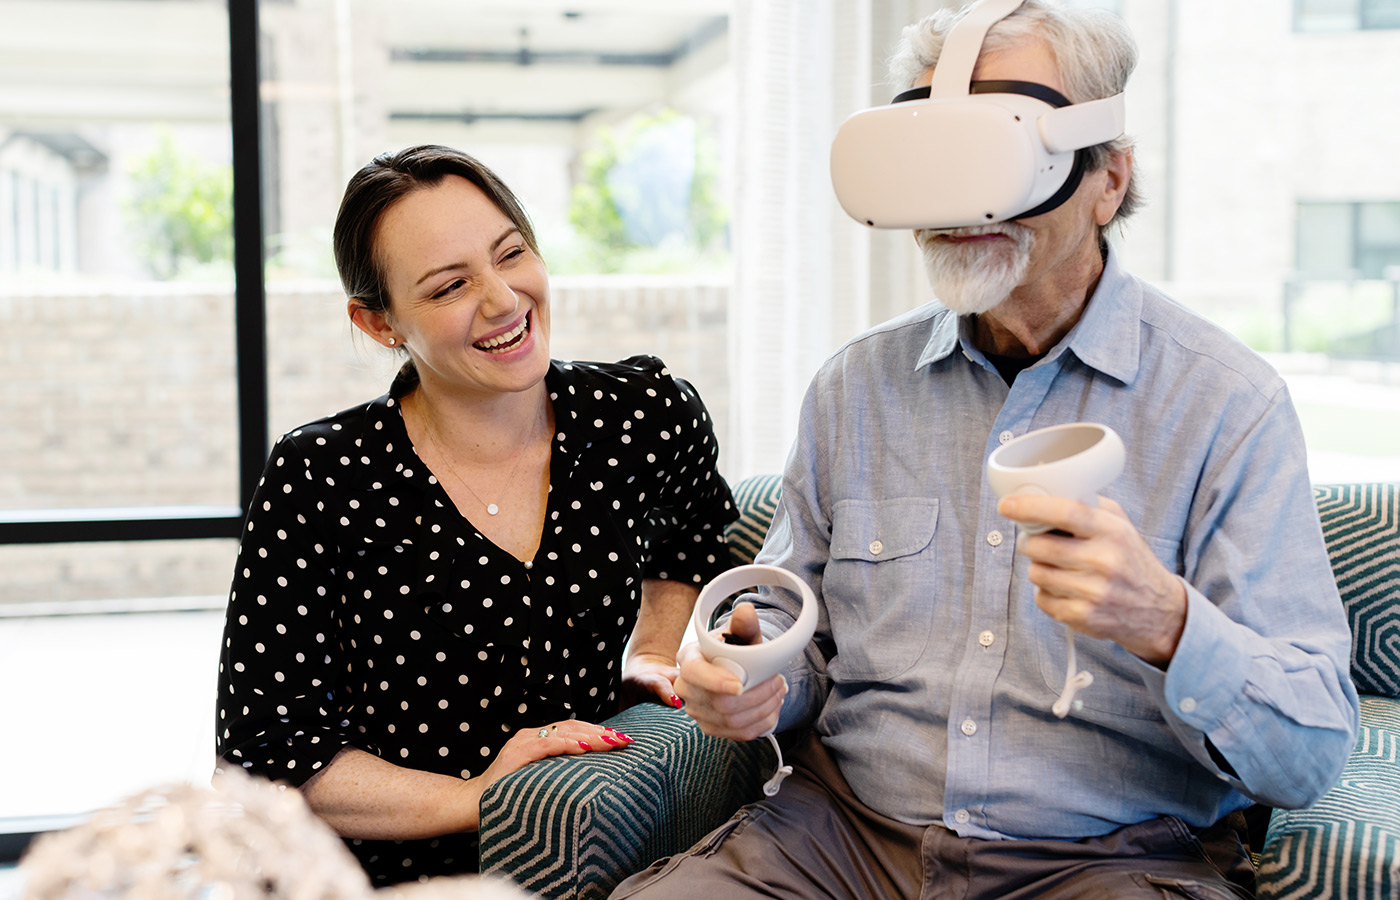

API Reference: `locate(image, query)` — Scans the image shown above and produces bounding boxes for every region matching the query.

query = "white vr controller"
[692,564,819,691]
[691,563,818,796]
[986,422,1125,717]
[986,422,1125,532]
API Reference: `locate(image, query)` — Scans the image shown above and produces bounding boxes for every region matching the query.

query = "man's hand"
[998,494,1187,666]
[618,652,683,711]
[674,602,789,740]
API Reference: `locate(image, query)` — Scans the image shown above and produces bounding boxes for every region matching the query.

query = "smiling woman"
[214,145,738,886]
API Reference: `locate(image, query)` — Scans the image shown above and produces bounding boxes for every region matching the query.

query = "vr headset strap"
[929,0,1026,99]
[1040,93,1126,154]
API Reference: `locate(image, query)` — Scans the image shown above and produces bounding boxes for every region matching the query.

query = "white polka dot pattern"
[214,356,736,884]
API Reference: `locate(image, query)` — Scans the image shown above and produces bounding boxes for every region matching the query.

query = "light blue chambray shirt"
[746,244,1359,840]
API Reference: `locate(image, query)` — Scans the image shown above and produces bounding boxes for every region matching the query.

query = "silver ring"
[537,727,549,738]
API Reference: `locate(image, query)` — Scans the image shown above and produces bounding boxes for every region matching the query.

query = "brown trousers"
[611,732,1255,900]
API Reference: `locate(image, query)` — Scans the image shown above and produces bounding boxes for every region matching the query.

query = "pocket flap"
[829,498,939,561]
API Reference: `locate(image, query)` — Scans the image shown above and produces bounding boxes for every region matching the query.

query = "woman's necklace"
[420,397,543,517]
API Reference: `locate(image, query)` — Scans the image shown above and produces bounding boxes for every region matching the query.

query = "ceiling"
[0,0,731,127]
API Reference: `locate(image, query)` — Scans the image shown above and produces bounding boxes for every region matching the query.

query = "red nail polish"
[601,734,619,746]
[578,740,591,750]
[671,694,683,708]
[616,731,635,742]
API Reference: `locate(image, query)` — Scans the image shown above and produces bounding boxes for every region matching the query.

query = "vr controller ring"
[692,564,819,692]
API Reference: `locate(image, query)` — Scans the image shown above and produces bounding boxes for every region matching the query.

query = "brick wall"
[1,275,729,606]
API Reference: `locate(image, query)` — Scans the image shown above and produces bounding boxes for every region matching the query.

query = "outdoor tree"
[567,108,727,273]
[124,131,233,279]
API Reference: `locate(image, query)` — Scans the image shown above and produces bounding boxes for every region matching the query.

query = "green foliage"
[124,130,233,279]
[564,108,728,274]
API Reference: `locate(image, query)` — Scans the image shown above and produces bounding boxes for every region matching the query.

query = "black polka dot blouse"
[215,356,736,885]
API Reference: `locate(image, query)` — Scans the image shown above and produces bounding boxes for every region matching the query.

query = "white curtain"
[726,0,948,479]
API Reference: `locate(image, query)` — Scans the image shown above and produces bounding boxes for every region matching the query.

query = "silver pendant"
[487,503,500,516]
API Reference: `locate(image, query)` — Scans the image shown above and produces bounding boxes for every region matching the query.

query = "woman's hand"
[303,721,634,840]
[472,719,636,802]
[618,651,683,710]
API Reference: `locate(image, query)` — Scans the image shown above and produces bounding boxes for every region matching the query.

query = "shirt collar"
[913,241,1142,385]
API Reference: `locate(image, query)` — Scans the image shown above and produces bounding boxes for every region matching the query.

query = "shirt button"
[978,630,995,647]
[998,430,1014,444]
[954,809,971,824]
[868,540,884,556]
[524,561,533,570]
[960,718,977,736]
[986,530,1003,547]
[1178,697,1198,714]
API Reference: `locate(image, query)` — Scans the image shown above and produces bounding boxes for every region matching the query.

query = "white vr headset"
[829,0,1126,230]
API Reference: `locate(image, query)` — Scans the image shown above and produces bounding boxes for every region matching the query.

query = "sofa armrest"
[1255,695,1400,898]
[478,702,774,900]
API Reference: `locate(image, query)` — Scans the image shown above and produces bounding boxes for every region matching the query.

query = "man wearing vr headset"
[614,2,1358,899]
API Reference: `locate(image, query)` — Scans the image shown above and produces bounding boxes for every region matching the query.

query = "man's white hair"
[888,0,1142,230]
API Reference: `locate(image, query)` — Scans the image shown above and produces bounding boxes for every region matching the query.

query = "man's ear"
[347,299,397,348]
[1093,148,1133,227]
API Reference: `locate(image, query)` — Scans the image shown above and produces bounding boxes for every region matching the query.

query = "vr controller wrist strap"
[1052,623,1094,719]
[762,732,793,796]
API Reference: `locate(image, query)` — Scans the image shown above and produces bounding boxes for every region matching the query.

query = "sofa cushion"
[1314,483,1400,698]
[478,702,774,900]
[724,473,782,567]
[1256,695,1400,899]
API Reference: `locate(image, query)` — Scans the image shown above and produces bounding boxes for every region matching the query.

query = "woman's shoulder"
[551,355,700,405]
[274,391,396,453]
[548,356,714,441]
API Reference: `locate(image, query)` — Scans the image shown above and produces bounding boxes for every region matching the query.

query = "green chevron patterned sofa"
[478,477,1399,899]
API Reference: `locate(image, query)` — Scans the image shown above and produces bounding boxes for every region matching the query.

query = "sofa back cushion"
[1315,483,1400,698]
[724,474,782,567]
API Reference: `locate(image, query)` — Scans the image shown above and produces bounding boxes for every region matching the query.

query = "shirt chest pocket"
[825,497,940,681]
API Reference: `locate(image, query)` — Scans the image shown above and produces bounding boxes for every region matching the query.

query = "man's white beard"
[917,223,1035,316]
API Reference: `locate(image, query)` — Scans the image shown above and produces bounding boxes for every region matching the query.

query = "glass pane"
[1295,203,1355,277]
[0,538,236,608]
[1363,0,1400,28]
[1359,201,1400,243]
[0,0,237,512]
[258,0,734,454]
[1296,0,1362,30]
[1357,202,1400,278]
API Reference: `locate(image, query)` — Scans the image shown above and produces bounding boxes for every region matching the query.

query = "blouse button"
[524,560,534,570]
[868,540,884,556]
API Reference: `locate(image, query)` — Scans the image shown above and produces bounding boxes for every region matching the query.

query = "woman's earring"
[387,338,396,346]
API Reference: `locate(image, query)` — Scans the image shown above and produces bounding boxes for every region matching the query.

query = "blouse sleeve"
[215,432,352,787]
[630,356,737,588]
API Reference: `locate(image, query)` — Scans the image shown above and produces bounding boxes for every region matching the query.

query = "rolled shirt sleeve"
[1136,388,1358,808]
